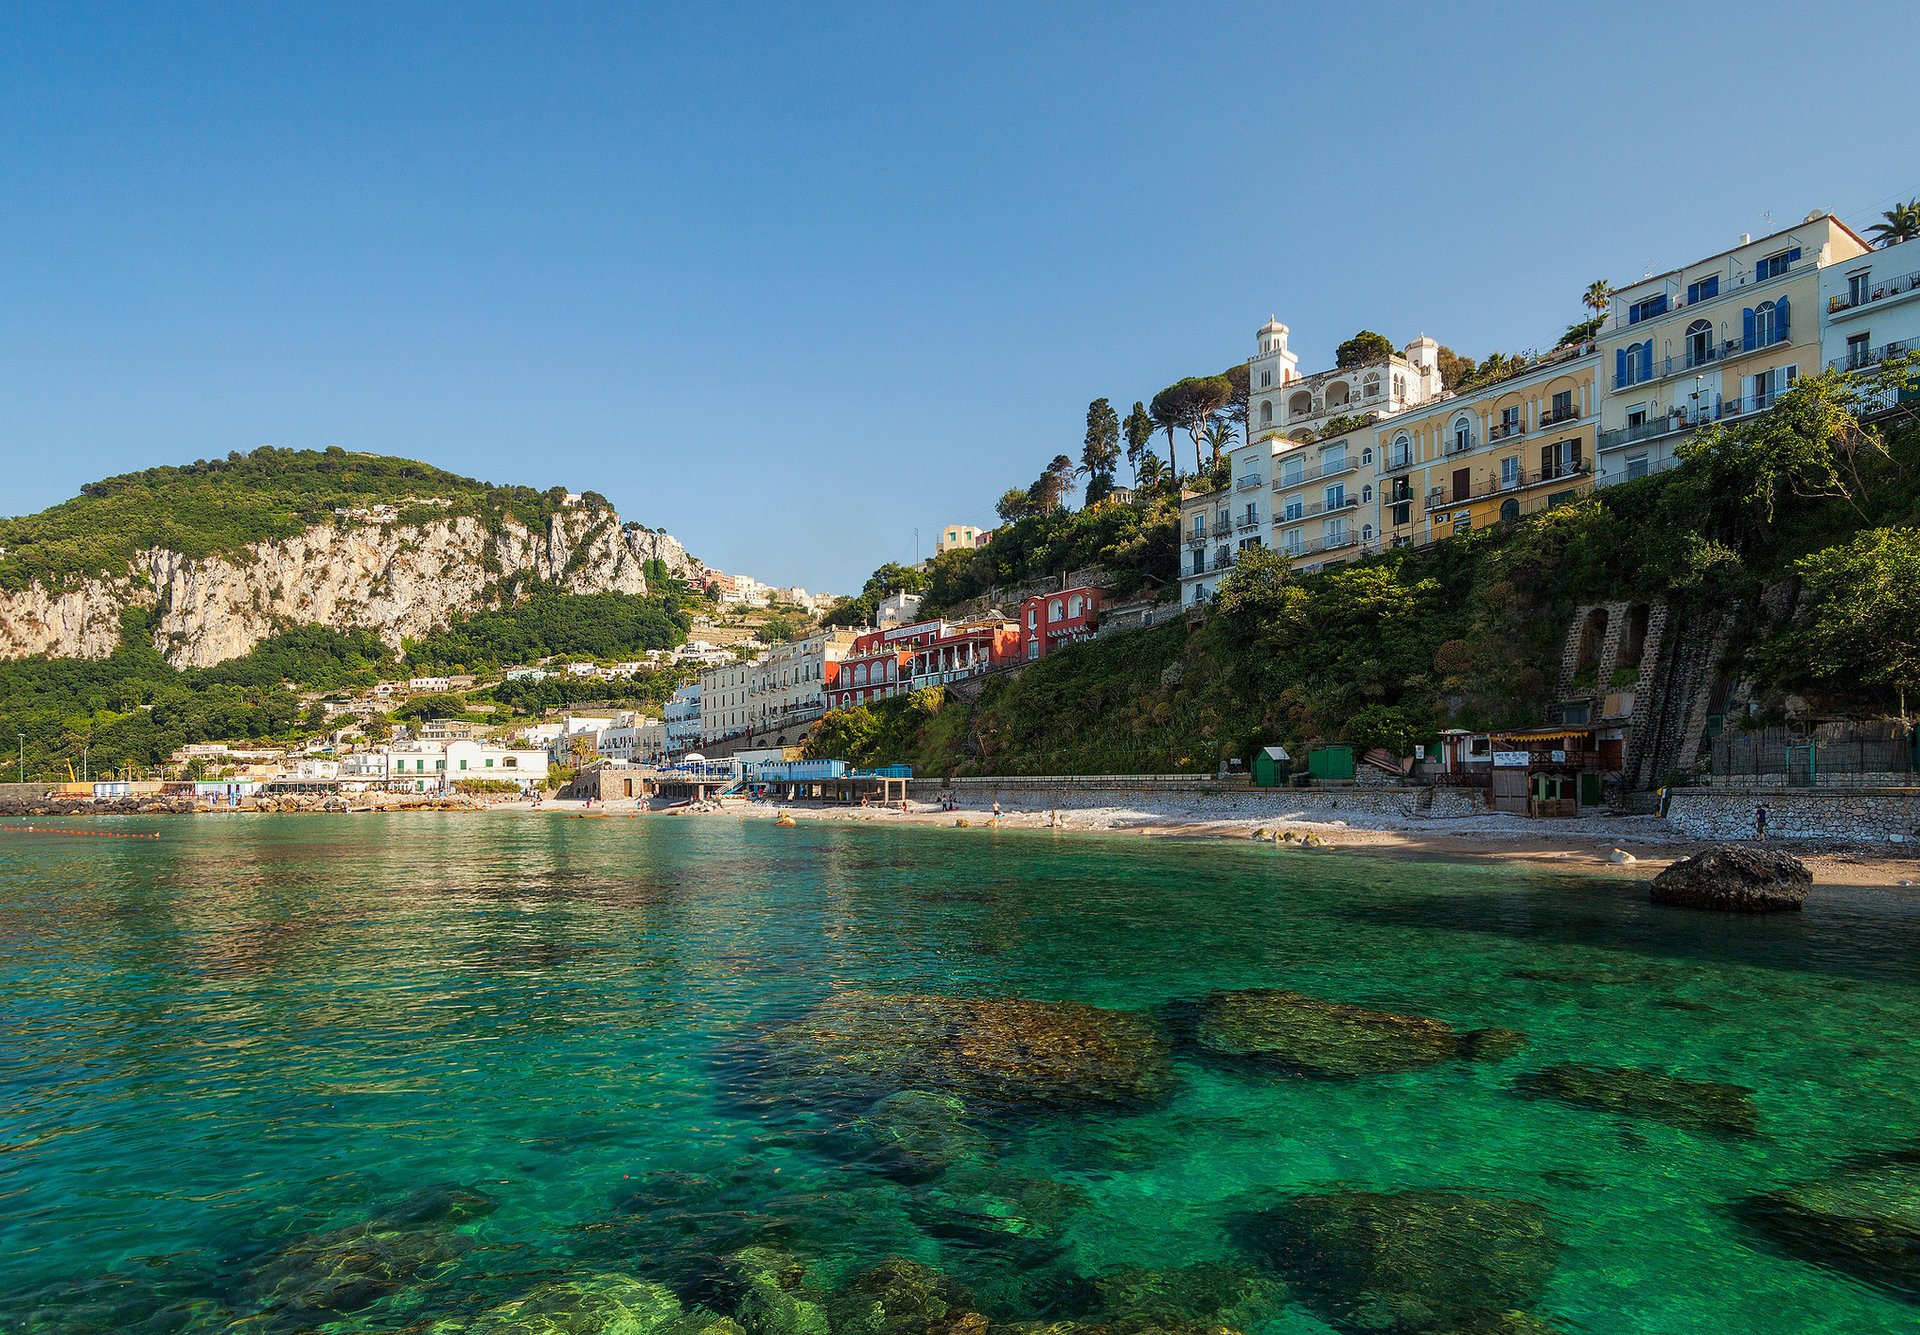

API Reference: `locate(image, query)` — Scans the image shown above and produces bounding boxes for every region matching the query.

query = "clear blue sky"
[3,3,1916,593]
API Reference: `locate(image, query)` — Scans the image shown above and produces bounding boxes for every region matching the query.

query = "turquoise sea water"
[3,814,1920,1333]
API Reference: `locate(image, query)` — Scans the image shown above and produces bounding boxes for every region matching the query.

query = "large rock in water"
[1238,1190,1562,1333]
[431,1274,736,1335]
[1650,845,1811,912]
[1516,1063,1758,1135]
[826,1257,989,1335]
[1739,1161,1920,1301]
[1192,989,1523,1077]
[762,991,1173,1109]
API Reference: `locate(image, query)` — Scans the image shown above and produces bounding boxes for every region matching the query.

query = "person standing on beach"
[1754,802,1769,840]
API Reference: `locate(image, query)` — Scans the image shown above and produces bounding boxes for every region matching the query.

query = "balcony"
[1538,405,1581,427]
[1488,420,1526,442]
[1272,454,1359,491]
[1280,531,1370,560]
[1596,392,1779,452]
[1236,473,1265,490]
[1273,495,1359,524]
[1612,332,1789,390]
[1424,464,1591,510]
[1828,340,1913,373]
[1828,267,1920,316]
[1235,513,1261,533]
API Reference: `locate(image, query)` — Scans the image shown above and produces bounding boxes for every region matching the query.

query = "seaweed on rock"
[1737,1160,1920,1302]
[1515,1063,1759,1135]
[1189,989,1525,1078]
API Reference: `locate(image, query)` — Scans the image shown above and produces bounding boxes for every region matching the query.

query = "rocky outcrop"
[1650,845,1812,912]
[758,990,1174,1110]
[1237,1190,1562,1333]
[0,502,698,667]
[1190,989,1525,1077]
[1516,1062,1759,1135]
[1738,1160,1920,1300]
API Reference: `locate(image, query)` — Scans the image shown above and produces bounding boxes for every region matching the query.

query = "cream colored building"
[1372,346,1600,554]
[1595,211,1870,484]
[698,630,855,745]
[935,524,983,555]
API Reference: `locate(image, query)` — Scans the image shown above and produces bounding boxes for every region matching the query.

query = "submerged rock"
[728,1246,834,1335]
[915,1164,1089,1245]
[1089,1261,1288,1330]
[1192,989,1516,1077]
[761,991,1173,1109]
[827,1257,988,1335]
[433,1273,715,1335]
[1516,1063,1758,1135]
[1238,1189,1561,1333]
[1739,1160,1920,1300]
[852,1090,992,1179]
[242,1218,473,1321]
[1650,846,1811,912]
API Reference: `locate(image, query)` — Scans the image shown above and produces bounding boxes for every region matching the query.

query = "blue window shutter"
[1615,348,1627,386]
[1639,342,1652,381]
[1742,308,1756,351]
[1788,246,1801,264]
[1776,296,1790,343]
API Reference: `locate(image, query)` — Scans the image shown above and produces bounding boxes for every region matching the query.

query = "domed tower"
[1249,318,1298,441]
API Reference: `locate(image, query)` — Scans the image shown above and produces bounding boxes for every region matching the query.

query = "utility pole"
[15,734,22,784]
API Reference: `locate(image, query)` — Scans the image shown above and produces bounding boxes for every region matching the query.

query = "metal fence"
[1710,721,1916,787]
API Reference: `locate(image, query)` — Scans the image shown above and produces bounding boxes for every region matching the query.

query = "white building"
[877,590,923,624]
[504,667,551,682]
[1820,234,1920,409]
[1246,320,1445,445]
[343,740,549,793]
[698,631,854,745]
[664,684,702,754]
[597,716,666,764]
[407,676,451,693]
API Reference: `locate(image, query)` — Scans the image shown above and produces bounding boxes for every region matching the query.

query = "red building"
[1017,586,1105,660]
[826,618,1022,711]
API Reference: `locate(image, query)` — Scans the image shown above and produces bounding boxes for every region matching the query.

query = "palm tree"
[1868,201,1920,249]
[1582,280,1613,317]
[1204,417,1237,466]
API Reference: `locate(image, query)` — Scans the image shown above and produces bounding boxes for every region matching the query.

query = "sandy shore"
[490,793,1920,890]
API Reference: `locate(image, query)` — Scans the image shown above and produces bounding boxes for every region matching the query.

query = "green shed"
[1307,744,1356,782]
[1252,745,1292,788]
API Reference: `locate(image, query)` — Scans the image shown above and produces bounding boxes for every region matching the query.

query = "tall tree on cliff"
[1153,376,1236,474]
[1123,401,1157,484]
[1081,398,1121,501]
[1027,454,1078,513]
[1221,363,1251,444]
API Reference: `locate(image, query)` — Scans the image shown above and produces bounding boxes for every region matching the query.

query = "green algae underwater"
[4,815,1920,1333]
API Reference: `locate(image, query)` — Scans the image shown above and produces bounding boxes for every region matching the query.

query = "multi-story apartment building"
[663,684,702,755]
[1820,234,1920,408]
[697,631,855,745]
[1246,319,1445,444]
[1373,345,1600,553]
[1178,480,1238,608]
[1595,211,1871,485]
[935,524,984,555]
[1266,429,1371,574]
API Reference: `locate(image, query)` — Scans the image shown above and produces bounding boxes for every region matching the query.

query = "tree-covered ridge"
[0,445,588,590]
[404,585,692,673]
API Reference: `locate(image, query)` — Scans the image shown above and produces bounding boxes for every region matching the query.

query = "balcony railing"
[1488,420,1526,442]
[1424,464,1591,510]
[1828,340,1913,372]
[1829,267,1920,315]
[1538,405,1581,427]
[1273,495,1359,524]
[1236,473,1264,489]
[1595,391,1780,452]
[1272,455,1358,490]
[1280,531,1368,560]
[1612,331,1790,389]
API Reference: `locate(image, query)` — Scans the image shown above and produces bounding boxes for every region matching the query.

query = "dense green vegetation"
[921,490,1180,613]
[404,586,691,672]
[0,615,391,782]
[811,363,1920,776]
[0,445,586,590]
[489,663,696,716]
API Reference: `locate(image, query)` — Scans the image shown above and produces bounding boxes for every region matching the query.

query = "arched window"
[1068,594,1082,616]
[1499,498,1520,523]
[1361,484,1373,503]
[1048,599,1064,620]
[1363,374,1381,398]
[1259,400,1274,426]
[1362,523,1373,542]
[1325,380,1351,409]
[1685,319,1713,367]
[1289,391,1313,418]
[1390,433,1411,468]
[1360,446,1373,466]
[1451,415,1475,453]
[1754,300,1777,346]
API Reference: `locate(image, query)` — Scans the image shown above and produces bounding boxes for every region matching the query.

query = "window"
[1361,484,1373,503]
[1627,294,1667,324]
[1626,453,1649,481]
[1848,270,1873,307]
[1239,536,1262,552]
[1362,523,1373,542]
[1755,246,1800,281]
[1390,433,1411,468]
[1068,593,1082,616]
[1259,400,1273,425]
[1326,516,1347,542]
[1499,498,1520,523]
[1499,406,1520,435]
[1846,332,1871,369]
[1685,319,1713,366]
[1391,502,1411,526]
[1190,513,1204,536]
[505,757,517,768]
[1281,527,1305,556]
[1048,599,1064,620]
[1749,365,1798,410]
[1361,446,1373,465]
[485,758,494,768]
[1281,458,1304,486]
[1325,483,1346,509]
[1752,300,1777,348]
[1259,368,1273,388]
[1393,374,1406,398]
[1363,375,1380,398]
[1451,416,1475,452]
[1686,275,1720,304]
[1321,444,1346,472]
[1191,550,1205,575]
[1289,391,1313,418]
[1616,342,1652,388]
[1550,389,1574,421]
[1284,496,1304,521]
[1501,456,1519,488]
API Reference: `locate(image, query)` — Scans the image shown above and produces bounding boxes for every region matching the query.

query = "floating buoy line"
[0,825,161,840]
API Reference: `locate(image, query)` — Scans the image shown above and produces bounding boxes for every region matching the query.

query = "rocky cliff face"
[0,503,699,668]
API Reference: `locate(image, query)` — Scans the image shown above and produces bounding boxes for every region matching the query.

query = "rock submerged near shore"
[1649,845,1813,912]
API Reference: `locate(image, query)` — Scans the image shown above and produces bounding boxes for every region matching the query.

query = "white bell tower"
[1249,318,1298,441]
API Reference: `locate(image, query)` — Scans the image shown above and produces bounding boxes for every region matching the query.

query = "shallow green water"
[3,815,1920,1333]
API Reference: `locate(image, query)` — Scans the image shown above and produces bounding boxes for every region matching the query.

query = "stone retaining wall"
[1665,788,1920,844]
[908,777,1431,822]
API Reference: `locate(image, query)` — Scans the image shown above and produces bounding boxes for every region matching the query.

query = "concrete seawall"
[905,776,1488,823]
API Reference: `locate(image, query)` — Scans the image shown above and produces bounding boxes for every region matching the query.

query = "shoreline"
[7,793,1917,890]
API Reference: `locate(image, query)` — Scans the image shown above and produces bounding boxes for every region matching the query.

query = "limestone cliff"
[0,502,699,668]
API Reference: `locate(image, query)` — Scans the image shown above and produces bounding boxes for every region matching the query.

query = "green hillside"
[811,362,1920,778]
[0,445,586,591]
